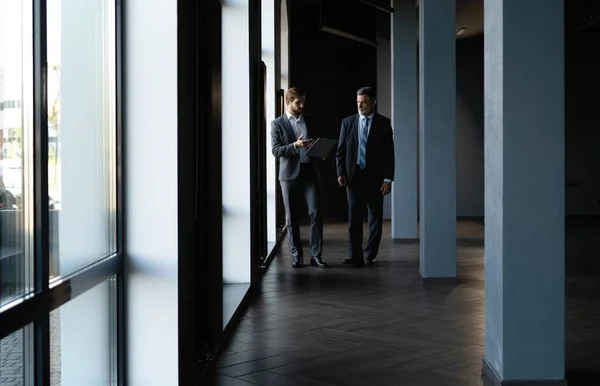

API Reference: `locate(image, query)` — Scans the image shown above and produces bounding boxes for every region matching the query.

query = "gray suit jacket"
[271,113,320,181]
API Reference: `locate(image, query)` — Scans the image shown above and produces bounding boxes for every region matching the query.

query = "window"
[0,0,34,308]
[49,279,116,385]
[222,0,252,327]
[0,325,34,386]
[47,0,117,280]
[0,0,123,384]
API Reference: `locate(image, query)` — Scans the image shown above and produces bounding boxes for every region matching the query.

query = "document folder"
[305,138,338,158]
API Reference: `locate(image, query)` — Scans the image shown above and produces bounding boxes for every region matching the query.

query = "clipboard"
[305,137,338,158]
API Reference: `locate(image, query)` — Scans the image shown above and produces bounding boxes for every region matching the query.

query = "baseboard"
[392,238,419,244]
[196,284,255,385]
[258,227,287,273]
[420,276,458,285]
[482,356,568,386]
[195,229,287,385]
[419,268,458,285]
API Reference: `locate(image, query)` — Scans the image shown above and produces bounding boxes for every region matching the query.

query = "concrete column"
[391,0,418,241]
[483,0,565,383]
[418,0,456,278]
[376,18,392,220]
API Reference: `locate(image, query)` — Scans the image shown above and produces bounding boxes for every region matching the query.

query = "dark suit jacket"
[335,112,395,185]
[271,113,321,181]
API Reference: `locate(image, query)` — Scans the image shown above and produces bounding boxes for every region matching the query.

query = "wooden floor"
[207,218,600,386]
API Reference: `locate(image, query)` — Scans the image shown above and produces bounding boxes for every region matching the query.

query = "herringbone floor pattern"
[208,218,600,386]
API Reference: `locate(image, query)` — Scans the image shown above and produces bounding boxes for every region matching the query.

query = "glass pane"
[0,0,34,306]
[0,325,34,386]
[50,278,116,385]
[47,0,117,280]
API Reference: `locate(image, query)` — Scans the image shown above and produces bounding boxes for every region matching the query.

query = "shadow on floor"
[207,217,600,386]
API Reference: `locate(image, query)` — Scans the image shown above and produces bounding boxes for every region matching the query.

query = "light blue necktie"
[358,117,369,169]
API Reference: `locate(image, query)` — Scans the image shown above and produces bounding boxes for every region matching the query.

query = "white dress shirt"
[286,111,310,163]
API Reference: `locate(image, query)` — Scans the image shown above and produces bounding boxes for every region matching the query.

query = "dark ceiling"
[454,0,483,39]
[328,0,600,42]
[450,0,600,38]
[330,0,484,40]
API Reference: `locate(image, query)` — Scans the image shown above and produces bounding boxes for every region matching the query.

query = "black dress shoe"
[342,258,364,267]
[365,258,377,266]
[311,256,328,268]
[292,259,304,268]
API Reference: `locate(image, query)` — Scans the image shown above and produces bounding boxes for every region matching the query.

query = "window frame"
[0,0,125,384]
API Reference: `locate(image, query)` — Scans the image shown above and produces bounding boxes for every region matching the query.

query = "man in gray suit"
[271,88,328,268]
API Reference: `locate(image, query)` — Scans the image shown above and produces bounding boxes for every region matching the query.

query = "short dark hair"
[356,87,376,101]
[285,87,306,104]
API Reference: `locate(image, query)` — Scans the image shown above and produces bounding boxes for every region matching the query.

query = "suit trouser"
[346,167,384,261]
[280,164,323,260]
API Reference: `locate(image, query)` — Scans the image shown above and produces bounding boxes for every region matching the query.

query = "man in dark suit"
[271,88,328,268]
[335,87,395,266]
